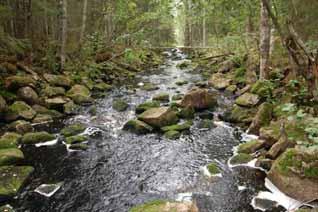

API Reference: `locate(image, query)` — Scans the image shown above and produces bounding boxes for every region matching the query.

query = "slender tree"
[60,0,68,70]
[80,0,88,44]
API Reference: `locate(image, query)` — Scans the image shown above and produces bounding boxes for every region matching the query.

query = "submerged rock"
[235,92,260,107]
[161,121,192,132]
[181,88,217,110]
[0,133,21,149]
[21,132,55,145]
[112,99,129,112]
[123,120,153,134]
[135,101,160,114]
[153,93,170,102]
[17,86,38,105]
[5,101,36,122]
[138,107,179,128]
[0,148,24,166]
[61,124,86,137]
[66,85,93,104]
[176,80,189,86]
[0,166,34,199]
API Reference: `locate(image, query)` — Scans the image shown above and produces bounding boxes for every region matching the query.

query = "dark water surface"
[8,51,284,212]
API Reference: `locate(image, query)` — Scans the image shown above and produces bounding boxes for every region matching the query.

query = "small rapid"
[12,50,285,212]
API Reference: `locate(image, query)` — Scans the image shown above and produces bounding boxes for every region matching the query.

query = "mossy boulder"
[45,96,70,110]
[251,80,273,99]
[0,148,24,166]
[93,82,112,92]
[32,105,63,118]
[8,120,33,134]
[61,124,86,137]
[164,130,181,140]
[129,200,198,212]
[32,114,53,124]
[112,99,129,112]
[17,87,38,105]
[69,143,89,151]
[237,140,264,154]
[21,132,55,145]
[123,119,153,134]
[268,148,318,202]
[0,166,34,199]
[178,106,195,119]
[230,153,253,165]
[175,80,189,86]
[136,101,160,114]
[226,104,257,124]
[141,83,159,91]
[208,73,231,90]
[0,133,21,149]
[225,85,237,94]
[153,93,169,103]
[41,86,65,97]
[161,121,192,132]
[207,162,221,175]
[235,92,260,107]
[197,119,215,129]
[248,103,273,135]
[63,100,79,115]
[5,75,36,90]
[66,85,93,104]
[181,88,217,110]
[5,101,36,122]
[138,107,179,128]
[65,135,88,145]
[43,74,72,88]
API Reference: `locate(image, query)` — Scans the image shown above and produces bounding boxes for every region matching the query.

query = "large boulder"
[135,101,160,114]
[32,105,63,119]
[66,85,93,104]
[248,103,273,135]
[222,104,257,124]
[43,74,71,88]
[0,133,21,149]
[0,166,34,199]
[21,132,55,145]
[5,75,36,90]
[181,88,217,110]
[268,148,318,202]
[235,92,260,107]
[138,107,179,128]
[41,86,66,97]
[32,114,53,124]
[0,148,24,166]
[208,73,231,90]
[61,123,86,137]
[17,86,39,105]
[45,96,70,110]
[5,101,36,122]
[123,119,153,134]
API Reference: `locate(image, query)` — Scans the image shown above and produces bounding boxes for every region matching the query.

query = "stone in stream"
[92,82,112,92]
[247,103,273,135]
[5,75,36,90]
[32,105,64,119]
[161,121,193,132]
[61,124,86,137]
[69,143,89,151]
[129,200,198,212]
[34,182,63,197]
[65,135,88,145]
[21,132,55,145]
[138,107,179,128]
[112,99,129,112]
[164,130,181,140]
[135,101,160,114]
[208,73,231,90]
[0,166,34,199]
[66,85,93,105]
[123,120,153,135]
[178,106,195,119]
[17,86,39,105]
[152,93,170,103]
[181,88,217,110]
[41,86,66,97]
[0,148,24,166]
[5,101,36,122]
[175,80,189,86]
[8,120,34,134]
[63,100,79,115]
[43,74,72,89]
[225,85,237,94]
[237,140,265,154]
[197,119,215,129]
[141,83,159,91]
[0,133,21,149]
[45,96,70,110]
[235,92,260,107]
[206,162,221,176]
[229,153,253,165]
[32,114,53,124]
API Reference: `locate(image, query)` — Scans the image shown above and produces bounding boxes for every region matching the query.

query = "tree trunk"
[60,0,68,70]
[259,0,271,80]
[80,0,88,44]
[202,8,206,47]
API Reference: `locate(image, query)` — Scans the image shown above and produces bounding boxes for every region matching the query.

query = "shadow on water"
[10,50,284,212]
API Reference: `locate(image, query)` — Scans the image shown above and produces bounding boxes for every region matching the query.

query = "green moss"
[0,148,24,166]
[237,140,263,154]
[129,200,167,212]
[112,99,129,112]
[69,143,89,151]
[175,80,189,86]
[234,67,246,84]
[230,153,253,165]
[161,121,193,132]
[251,80,274,99]
[123,119,153,134]
[0,89,17,102]
[141,83,159,91]
[135,101,160,114]
[0,133,21,149]
[153,93,169,102]
[178,106,195,119]
[277,149,302,174]
[304,167,318,178]
[21,132,55,145]
[65,135,88,145]
[207,162,220,175]
[164,130,181,140]
[61,124,86,137]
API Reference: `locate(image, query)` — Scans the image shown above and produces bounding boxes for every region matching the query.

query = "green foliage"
[234,67,246,84]
[251,80,274,100]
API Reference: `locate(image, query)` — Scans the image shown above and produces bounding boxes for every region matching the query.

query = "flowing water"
[9,50,285,212]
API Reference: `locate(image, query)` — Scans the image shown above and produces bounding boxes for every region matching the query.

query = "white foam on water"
[34,183,63,197]
[201,166,223,178]
[214,121,232,129]
[238,186,247,191]
[176,192,192,202]
[35,139,58,147]
[251,178,302,211]
[241,133,259,142]
[138,82,144,87]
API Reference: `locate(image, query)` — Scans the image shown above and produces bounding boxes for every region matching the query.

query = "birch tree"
[60,0,67,70]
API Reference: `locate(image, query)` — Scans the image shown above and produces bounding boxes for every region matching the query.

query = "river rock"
[230,153,253,165]
[153,93,170,102]
[8,120,34,134]
[259,124,280,148]
[63,100,79,115]
[5,101,36,122]
[181,88,217,110]
[178,106,195,119]
[164,130,181,140]
[223,104,257,124]
[17,86,39,105]
[0,148,24,166]
[0,133,21,149]
[161,121,192,132]
[176,80,189,86]
[238,140,264,154]
[112,99,129,112]
[138,107,179,128]
[207,162,221,175]
[268,148,318,202]
[69,143,88,151]
[21,132,55,145]
[266,135,295,159]
[93,82,112,92]
[208,73,231,90]
[66,85,93,104]
[235,92,260,107]
[5,75,36,90]
[247,103,273,135]
[218,59,237,73]
[41,86,66,97]
[123,119,153,134]
[65,135,88,145]
[255,158,273,171]
[45,96,70,110]
[130,200,198,212]
[32,104,63,118]
[136,101,160,114]
[0,205,14,212]
[43,74,72,88]
[0,95,7,113]
[141,83,159,91]
[61,124,86,137]
[32,114,53,124]
[0,166,34,199]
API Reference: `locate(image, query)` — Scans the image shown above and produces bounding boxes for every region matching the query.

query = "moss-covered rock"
[0,133,21,149]
[207,162,221,175]
[63,100,79,115]
[65,135,88,145]
[197,119,215,129]
[164,130,181,140]
[227,104,257,124]
[7,120,33,134]
[172,94,184,101]
[61,124,86,137]
[69,143,89,151]
[136,101,160,114]
[17,87,38,105]
[178,106,195,120]
[0,166,34,198]
[141,83,159,91]
[235,92,260,107]
[161,121,192,132]
[181,88,217,110]
[230,153,253,165]
[251,80,273,99]
[238,140,264,154]
[112,99,129,112]
[175,80,189,86]
[32,114,53,124]
[93,82,112,92]
[225,85,237,94]
[5,101,36,122]
[208,73,231,90]
[43,74,72,88]
[32,105,63,118]
[5,75,36,90]
[129,200,198,212]
[21,132,55,145]
[66,85,93,105]
[123,119,153,134]
[177,61,191,69]
[0,148,24,166]
[248,103,273,135]
[138,107,179,128]
[153,93,169,102]
[44,96,70,110]
[41,86,65,97]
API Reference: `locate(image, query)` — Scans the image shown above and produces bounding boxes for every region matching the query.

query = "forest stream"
[5,50,291,212]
